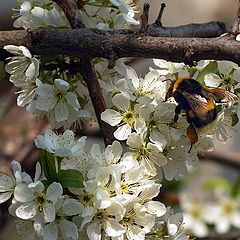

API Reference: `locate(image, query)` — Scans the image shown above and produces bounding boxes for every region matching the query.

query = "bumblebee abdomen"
[186,108,217,128]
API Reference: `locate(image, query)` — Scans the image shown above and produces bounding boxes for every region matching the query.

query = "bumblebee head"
[164,79,175,101]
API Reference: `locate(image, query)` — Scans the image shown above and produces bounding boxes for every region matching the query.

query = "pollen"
[122,111,135,125]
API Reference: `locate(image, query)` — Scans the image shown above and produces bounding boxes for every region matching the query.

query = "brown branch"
[0,29,239,65]
[140,3,150,33]
[53,0,85,28]
[79,59,115,145]
[155,3,166,27]
[198,150,240,169]
[53,0,114,145]
[230,1,240,35]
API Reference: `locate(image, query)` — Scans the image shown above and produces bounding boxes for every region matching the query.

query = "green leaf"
[196,61,218,85]
[232,176,240,197]
[231,112,239,126]
[188,67,198,78]
[234,88,240,96]
[42,179,53,189]
[40,150,58,182]
[58,169,84,188]
[203,178,232,193]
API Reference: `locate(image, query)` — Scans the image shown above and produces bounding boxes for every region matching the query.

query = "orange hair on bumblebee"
[165,78,238,152]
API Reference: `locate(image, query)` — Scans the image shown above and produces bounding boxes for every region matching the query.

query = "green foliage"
[40,150,84,188]
[203,177,232,193]
[231,112,239,126]
[196,61,218,85]
[58,169,84,188]
[231,176,240,197]
[40,150,58,182]
[203,176,240,198]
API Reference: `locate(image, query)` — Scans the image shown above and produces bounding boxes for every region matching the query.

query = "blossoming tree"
[0,0,240,239]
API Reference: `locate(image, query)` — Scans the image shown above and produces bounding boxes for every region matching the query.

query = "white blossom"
[204,60,240,90]
[101,93,141,140]
[153,59,186,76]
[34,78,80,125]
[35,128,86,158]
[15,181,63,223]
[13,1,69,30]
[43,198,83,240]
[181,194,209,238]
[109,0,139,25]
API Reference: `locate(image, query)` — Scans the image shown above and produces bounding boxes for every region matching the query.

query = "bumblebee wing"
[182,91,217,127]
[201,87,238,103]
[182,91,209,111]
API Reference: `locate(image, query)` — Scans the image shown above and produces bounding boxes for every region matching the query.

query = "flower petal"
[16,202,37,220]
[43,203,56,223]
[114,124,131,140]
[46,182,63,202]
[60,219,79,240]
[43,222,58,240]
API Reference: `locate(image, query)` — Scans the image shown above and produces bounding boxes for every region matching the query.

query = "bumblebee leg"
[173,105,181,123]
[186,124,198,152]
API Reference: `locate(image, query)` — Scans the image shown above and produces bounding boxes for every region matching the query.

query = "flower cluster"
[0,129,190,240]
[13,0,140,31]
[4,45,92,129]
[13,0,69,29]
[180,181,240,238]
[100,59,239,180]
[2,0,240,239]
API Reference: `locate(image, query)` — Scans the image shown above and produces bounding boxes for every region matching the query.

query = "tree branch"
[148,21,226,37]
[79,59,115,145]
[230,1,240,35]
[53,0,85,28]
[52,0,114,145]
[0,29,239,65]
[198,150,240,169]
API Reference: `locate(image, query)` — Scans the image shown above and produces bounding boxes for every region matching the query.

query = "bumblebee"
[165,78,238,151]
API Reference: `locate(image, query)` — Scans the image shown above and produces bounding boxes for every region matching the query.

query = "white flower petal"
[87,222,101,240]
[14,184,34,202]
[126,133,143,148]
[46,182,63,202]
[66,92,80,110]
[101,109,122,126]
[62,198,83,216]
[204,73,222,87]
[16,202,37,220]
[54,101,69,122]
[43,203,56,223]
[43,222,58,240]
[0,192,13,204]
[112,93,130,111]
[54,78,69,91]
[60,219,79,240]
[144,201,166,217]
[114,124,131,140]
[28,181,45,194]
[126,67,139,90]
[105,219,125,237]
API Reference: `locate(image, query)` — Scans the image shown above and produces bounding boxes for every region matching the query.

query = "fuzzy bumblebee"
[165,78,238,151]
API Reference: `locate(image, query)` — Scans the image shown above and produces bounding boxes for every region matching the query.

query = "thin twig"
[155,3,166,26]
[140,3,150,33]
[230,1,240,35]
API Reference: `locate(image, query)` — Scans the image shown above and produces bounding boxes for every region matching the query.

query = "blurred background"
[0,0,240,239]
